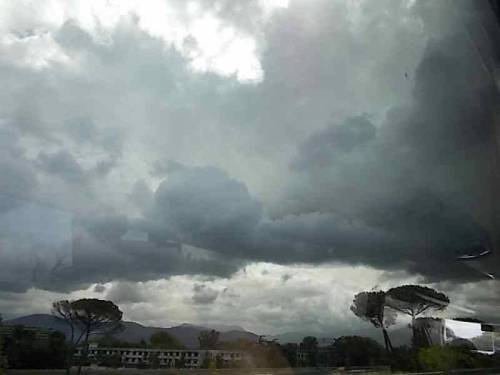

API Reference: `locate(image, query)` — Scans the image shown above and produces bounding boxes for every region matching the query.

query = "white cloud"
[0,32,74,69]
[0,0,289,81]
[98,262,418,334]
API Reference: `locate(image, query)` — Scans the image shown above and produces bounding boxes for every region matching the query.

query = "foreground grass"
[5,368,389,375]
[6,368,500,375]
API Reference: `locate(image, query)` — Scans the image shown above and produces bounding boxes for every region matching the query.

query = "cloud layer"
[1,0,499,330]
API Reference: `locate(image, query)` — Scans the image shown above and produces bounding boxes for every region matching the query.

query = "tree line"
[1,290,499,373]
[351,284,450,353]
[350,284,500,372]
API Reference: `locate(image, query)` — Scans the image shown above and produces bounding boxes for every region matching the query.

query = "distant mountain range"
[5,314,413,349]
[4,314,259,348]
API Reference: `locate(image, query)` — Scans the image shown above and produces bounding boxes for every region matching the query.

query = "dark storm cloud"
[141,163,398,270]
[0,203,240,293]
[291,116,376,170]
[138,4,499,283]
[279,25,499,279]
[152,162,262,254]
[0,0,498,299]
[42,211,241,292]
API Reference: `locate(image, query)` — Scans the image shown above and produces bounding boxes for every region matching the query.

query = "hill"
[4,314,258,348]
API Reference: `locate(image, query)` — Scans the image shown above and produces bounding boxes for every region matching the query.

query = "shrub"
[418,345,475,371]
[391,346,418,372]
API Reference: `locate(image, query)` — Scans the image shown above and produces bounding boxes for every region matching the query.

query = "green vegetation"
[352,284,450,358]
[198,330,220,349]
[298,336,318,367]
[0,314,7,375]
[148,352,160,369]
[95,352,122,368]
[419,345,500,372]
[2,286,498,373]
[150,331,184,349]
[386,285,449,347]
[52,298,123,375]
[351,291,395,353]
[1,326,68,369]
[330,336,386,367]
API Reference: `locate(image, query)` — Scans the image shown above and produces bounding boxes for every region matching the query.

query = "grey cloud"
[0,157,36,213]
[281,274,292,283]
[66,117,99,146]
[129,179,154,213]
[106,282,146,304]
[36,148,118,188]
[0,205,241,293]
[0,198,72,293]
[139,4,499,283]
[292,115,376,170]
[152,162,262,255]
[93,284,106,293]
[278,29,498,280]
[37,150,86,184]
[65,117,123,159]
[145,163,403,267]
[52,212,241,292]
[0,126,37,213]
[192,283,219,304]
[0,0,497,300]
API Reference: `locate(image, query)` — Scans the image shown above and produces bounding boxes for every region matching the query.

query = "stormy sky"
[1,0,500,336]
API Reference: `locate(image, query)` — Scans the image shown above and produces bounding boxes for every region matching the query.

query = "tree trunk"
[66,325,74,375]
[66,346,73,375]
[382,328,393,353]
[411,316,418,349]
[77,330,90,375]
[382,328,395,373]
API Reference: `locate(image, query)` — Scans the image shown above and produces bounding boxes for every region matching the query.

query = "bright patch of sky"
[0,0,292,82]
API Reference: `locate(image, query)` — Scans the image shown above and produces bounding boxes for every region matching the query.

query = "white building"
[75,344,247,368]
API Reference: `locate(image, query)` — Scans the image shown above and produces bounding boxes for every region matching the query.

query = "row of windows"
[123,358,197,363]
[82,349,242,359]
[87,350,199,357]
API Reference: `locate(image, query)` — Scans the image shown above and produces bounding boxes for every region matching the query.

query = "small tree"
[198,330,220,349]
[150,331,184,349]
[300,336,318,367]
[215,353,224,368]
[330,336,385,367]
[386,285,449,348]
[0,314,7,374]
[96,352,122,368]
[52,300,79,375]
[53,299,123,375]
[148,352,160,369]
[418,345,473,372]
[351,291,395,353]
[175,353,187,368]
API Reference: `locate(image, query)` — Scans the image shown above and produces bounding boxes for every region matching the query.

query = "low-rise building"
[0,325,53,344]
[75,344,247,368]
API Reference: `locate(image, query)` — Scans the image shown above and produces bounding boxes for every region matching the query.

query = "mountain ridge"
[4,314,258,348]
[4,314,412,348]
